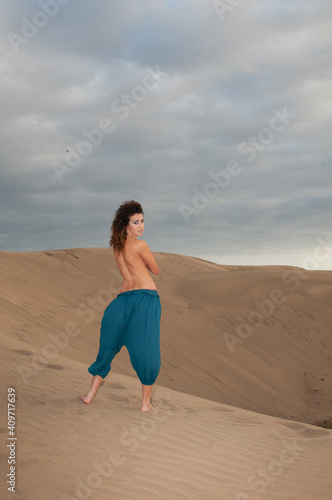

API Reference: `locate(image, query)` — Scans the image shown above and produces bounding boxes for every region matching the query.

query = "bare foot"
[140,403,154,411]
[80,390,96,404]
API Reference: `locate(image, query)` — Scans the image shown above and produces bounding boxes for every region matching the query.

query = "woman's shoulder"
[122,238,148,253]
[133,238,148,249]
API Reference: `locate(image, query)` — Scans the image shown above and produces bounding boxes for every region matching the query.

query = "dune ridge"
[0,248,331,424]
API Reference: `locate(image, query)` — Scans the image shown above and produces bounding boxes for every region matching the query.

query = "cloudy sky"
[0,0,331,269]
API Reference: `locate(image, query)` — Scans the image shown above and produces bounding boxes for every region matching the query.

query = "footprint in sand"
[77,410,100,419]
[3,348,33,356]
[13,349,33,356]
[152,399,181,412]
[109,383,127,390]
[129,394,139,400]
[185,407,197,414]
[111,394,131,404]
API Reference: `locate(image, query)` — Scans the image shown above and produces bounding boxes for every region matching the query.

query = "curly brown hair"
[110,200,144,254]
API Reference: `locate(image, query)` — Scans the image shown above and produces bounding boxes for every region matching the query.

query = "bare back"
[114,237,159,293]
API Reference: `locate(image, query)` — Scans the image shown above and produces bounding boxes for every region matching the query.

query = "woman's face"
[126,213,144,238]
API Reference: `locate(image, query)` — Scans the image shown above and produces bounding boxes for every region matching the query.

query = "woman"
[80,200,161,411]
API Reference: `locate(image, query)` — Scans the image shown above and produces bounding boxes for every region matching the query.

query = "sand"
[0,248,331,499]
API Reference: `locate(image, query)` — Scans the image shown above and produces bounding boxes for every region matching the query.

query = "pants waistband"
[117,289,159,298]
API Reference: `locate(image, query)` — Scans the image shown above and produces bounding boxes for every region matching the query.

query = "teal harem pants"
[88,289,161,386]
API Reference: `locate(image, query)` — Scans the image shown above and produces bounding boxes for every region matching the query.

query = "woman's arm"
[138,241,159,275]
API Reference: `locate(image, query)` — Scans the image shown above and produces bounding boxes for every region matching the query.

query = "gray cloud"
[0,0,331,269]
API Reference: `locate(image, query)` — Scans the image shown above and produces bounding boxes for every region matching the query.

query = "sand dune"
[0,248,331,499]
